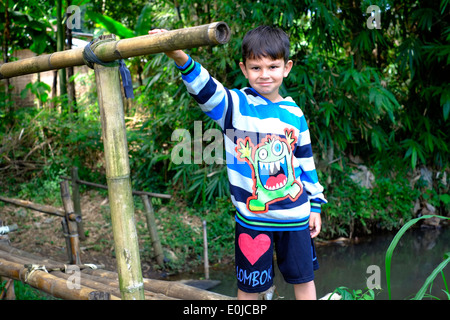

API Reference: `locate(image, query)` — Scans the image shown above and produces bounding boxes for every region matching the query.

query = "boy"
[149,25,326,300]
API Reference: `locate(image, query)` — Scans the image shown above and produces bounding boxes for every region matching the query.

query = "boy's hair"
[241,25,290,65]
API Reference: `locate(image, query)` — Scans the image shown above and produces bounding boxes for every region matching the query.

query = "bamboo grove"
[1,1,449,238]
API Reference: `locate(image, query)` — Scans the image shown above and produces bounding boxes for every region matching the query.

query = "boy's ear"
[239,62,249,79]
[283,60,293,78]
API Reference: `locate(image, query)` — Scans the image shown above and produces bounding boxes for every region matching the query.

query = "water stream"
[171,227,450,300]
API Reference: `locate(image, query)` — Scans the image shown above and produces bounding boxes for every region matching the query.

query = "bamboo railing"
[0,22,230,79]
[0,21,231,299]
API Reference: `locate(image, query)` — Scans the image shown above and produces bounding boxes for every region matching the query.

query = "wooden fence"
[60,166,169,267]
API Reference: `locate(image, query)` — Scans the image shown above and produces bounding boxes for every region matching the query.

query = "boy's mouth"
[258,156,288,190]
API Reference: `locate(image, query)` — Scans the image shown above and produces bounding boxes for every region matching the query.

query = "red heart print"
[238,233,271,265]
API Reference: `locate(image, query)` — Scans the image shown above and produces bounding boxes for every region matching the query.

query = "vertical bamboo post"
[71,167,85,240]
[60,218,73,263]
[60,180,81,264]
[203,220,209,280]
[140,195,164,267]
[93,34,144,300]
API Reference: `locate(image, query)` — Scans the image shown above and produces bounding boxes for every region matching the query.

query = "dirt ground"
[0,190,164,279]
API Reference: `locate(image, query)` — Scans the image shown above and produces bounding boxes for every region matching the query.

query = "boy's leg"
[235,223,274,299]
[237,289,259,300]
[293,280,316,300]
[275,228,319,300]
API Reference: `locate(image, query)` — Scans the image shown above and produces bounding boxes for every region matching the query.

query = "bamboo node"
[107,174,131,181]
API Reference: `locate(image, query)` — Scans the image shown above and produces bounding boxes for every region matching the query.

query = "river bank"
[2,188,448,300]
[169,226,450,300]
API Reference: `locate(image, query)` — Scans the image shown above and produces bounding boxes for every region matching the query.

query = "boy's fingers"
[148,28,169,34]
[309,213,321,238]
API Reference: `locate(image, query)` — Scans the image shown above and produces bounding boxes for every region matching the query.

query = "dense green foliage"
[1,0,449,245]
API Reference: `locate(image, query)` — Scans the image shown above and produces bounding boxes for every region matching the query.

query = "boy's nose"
[260,68,270,78]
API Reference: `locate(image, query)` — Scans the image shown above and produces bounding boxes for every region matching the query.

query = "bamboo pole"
[203,220,210,280]
[81,268,234,300]
[60,218,73,263]
[0,249,117,299]
[140,195,164,267]
[93,34,144,300]
[60,175,172,199]
[0,244,234,300]
[0,195,80,221]
[0,257,121,300]
[60,180,81,265]
[0,22,230,79]
[71,167,85,240]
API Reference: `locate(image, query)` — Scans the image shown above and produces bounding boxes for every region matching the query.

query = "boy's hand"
[148,29,189,66]
[309,211,321,238]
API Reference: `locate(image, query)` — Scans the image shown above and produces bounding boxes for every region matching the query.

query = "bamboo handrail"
[0,195,80,221]
[59,175,172,199]
[0,22,231,79]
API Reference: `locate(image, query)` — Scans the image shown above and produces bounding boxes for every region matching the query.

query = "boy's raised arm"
[148,29,189,66]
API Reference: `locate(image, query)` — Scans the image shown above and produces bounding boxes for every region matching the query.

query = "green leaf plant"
[385,215,450,300]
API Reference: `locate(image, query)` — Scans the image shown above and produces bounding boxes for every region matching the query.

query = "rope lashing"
[83,40,134,99]
[24,264,48,283]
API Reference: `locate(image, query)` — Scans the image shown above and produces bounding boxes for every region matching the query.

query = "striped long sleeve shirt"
[176,56,327,231]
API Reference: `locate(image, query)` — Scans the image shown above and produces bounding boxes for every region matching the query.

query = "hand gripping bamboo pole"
[0,22,231,79]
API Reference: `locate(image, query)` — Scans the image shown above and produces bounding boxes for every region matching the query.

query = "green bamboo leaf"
[441,0,450,14]
[440,90,450,120]
[86,11,135,39]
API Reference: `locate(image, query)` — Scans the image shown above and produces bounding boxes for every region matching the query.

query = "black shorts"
[235,222,319,293]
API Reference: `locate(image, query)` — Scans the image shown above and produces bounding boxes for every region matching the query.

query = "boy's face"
[239,56,293,102]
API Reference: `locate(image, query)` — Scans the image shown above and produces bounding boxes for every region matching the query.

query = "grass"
[385,214,450,300]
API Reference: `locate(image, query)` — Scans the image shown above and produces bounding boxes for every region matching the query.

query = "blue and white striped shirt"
[177,56,326,231]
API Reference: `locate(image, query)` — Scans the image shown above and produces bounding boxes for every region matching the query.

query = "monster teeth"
[259,159,283,174]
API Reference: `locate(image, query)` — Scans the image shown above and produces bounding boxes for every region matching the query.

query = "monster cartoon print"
[236,128,303,213]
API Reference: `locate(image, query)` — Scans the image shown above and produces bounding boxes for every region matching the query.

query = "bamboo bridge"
[0,22,231,300]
